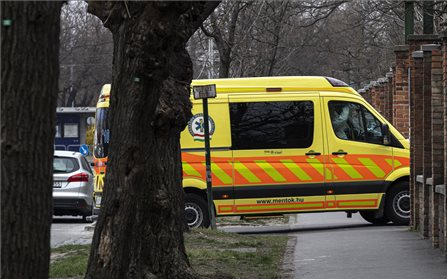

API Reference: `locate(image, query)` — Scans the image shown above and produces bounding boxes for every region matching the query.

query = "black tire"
[385,181,410,225]
[185,193,210,228]
[359,210,389,225]
[82,204,94,223]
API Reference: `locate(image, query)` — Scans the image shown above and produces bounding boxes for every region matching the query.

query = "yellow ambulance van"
[93,77,410,228]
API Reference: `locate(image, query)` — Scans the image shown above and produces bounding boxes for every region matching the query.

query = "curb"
[280,235,297,278]
[84,220,97,232]
[84,215,98,232]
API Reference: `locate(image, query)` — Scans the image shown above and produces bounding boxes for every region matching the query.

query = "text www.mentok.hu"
[256,198,297,204]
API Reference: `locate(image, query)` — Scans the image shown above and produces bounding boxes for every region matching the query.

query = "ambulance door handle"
[332,150,348,156]
[305,150,321,156]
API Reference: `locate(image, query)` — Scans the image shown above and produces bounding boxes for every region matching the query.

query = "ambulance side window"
[328,101,384,145]
[230,101,314,150]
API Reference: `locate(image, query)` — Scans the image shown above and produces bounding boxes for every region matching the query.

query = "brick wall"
[370,82,380,112]
[441,33,447,257]
[438,192,446,255]
[379,82,386,115]
[364,86,372,104]
[413,46,434,239]
[385,73,394,123]
[393,45,410,138]
[358,34,446,256]
[410,50,424,230]
[429,46,443,247]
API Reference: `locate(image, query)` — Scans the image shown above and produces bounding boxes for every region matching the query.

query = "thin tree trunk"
[85,2,219,278]
[1,2,62,279]
[267,2,288,77]
[202,2,243,79]
[218,43,231,78]
[66,86,77,106]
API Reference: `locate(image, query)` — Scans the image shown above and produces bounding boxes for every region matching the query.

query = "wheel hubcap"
[185,203,203,228]
[393,191,410,219]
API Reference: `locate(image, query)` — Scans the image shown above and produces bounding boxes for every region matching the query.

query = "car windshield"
[53,157,80,173]
[94,107,109,158]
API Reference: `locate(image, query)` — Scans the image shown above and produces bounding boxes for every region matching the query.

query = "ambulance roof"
[101,77,359,99]
[192,76,359,95]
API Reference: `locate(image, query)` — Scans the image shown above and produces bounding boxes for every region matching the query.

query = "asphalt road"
[51,216,94,247]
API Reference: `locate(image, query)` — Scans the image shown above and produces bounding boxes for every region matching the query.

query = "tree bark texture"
[85,2,220,278]
[1,2,62,279]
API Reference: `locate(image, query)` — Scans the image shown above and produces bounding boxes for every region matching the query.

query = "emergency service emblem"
[188,113,215,141]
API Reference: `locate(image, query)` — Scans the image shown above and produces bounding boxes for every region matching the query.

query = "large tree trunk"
[1,2,62,279]
[85,2,219,278]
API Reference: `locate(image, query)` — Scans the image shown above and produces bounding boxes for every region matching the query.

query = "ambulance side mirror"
[382,124,390,146]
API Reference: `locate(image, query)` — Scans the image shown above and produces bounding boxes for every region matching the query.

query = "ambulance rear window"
[230,101,314,150]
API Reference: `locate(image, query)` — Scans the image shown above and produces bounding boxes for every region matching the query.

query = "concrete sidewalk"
[221,212,447,278]
[292,213,447,279]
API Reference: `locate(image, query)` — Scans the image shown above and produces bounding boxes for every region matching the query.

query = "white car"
[53,151,94,222]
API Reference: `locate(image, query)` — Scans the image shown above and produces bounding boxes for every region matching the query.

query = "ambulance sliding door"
[228,93,328,215]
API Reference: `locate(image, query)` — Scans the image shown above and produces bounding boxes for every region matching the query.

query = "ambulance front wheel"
[185,193,210,228]
[385,181,410,225]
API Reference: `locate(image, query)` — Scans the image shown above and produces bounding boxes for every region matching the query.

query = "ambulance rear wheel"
[185,193,210,228]
[385,181,410,225]
[359,210,389,225]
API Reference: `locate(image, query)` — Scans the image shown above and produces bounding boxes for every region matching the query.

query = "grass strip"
[50,245,90,278]
[50,229,288,278]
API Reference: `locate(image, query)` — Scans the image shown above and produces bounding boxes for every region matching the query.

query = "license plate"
[95,196,102,207]
[53,181,63,188]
